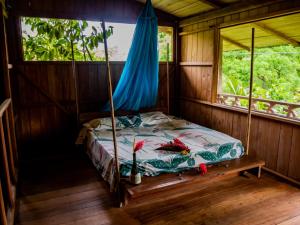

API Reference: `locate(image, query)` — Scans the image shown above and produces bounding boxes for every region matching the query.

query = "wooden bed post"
[166,43,170,114]
[246,28,255,156]
[101,20,122,206]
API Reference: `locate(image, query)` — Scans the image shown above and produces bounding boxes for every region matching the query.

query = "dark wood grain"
[123,156,265,203]
[13,62,174,147]
[288,128,300,180]
[16,144,300,225]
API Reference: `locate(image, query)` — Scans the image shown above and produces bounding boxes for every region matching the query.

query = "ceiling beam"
[197,0,222,9]
[253,22,300,47]
[222,36,250,51]
[180,0,287,27]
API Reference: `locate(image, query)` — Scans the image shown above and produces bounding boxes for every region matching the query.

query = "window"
[21,17,173,62]
[218,13,300,120]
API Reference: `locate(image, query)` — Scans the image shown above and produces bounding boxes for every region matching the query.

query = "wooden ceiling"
[137,0,241,18]
[221,13,300,51]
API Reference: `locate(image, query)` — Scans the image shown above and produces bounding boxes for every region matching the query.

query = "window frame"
[19,16,174,63]
[215,20,300,123]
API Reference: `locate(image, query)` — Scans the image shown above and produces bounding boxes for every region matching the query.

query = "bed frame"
[121,156,265,206]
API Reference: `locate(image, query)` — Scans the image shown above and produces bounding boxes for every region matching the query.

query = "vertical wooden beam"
[0,119,14,206]
[8,104,17,163]
[0,180,8,225]
[166,43,170,114]
[174,21,180,117]
[0,3,18,164]
[217,35,223,94]
[4,110,17,184]
[246,28,255,156]
[101,20,121,207]
[212,26,220,103]
[0,4,11,99]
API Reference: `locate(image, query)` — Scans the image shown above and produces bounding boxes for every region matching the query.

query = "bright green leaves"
[21,17,114,61]
[222,45,300,107]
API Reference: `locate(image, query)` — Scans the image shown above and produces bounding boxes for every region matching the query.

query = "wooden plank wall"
[178,0,300,182]
[14,62,174,146]
[6,0,177,148]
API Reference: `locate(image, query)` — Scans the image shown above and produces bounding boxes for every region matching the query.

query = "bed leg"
[258,166,262,179]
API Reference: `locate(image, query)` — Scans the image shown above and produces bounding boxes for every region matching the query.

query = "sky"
[87,21,136,61]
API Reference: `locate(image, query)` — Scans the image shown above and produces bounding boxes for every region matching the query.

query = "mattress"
[83,112,244,190]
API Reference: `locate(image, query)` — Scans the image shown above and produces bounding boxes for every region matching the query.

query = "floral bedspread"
[83,112,244,190]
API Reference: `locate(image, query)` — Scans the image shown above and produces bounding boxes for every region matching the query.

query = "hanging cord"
[101,20,122,207]
[246,28,255,156]
[166,43,170,115]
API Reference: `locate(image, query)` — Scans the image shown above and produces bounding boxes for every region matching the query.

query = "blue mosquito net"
[105,0,158,111]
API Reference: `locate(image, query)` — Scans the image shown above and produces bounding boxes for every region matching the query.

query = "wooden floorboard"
[16,145,300,225]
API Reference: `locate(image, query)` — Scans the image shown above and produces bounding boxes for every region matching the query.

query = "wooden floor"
[16,144,300,225]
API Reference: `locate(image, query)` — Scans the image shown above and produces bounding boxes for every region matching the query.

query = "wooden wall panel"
[288,128,300,180]
[13,62,174,146]
[178,0,300,183]
[276,124,293,176]
[180,99,300,183]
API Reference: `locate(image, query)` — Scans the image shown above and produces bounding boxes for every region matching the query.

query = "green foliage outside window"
[22,17,113,61]
[222,45,300,107]
[158,30,173,62]
[22,17,173,62]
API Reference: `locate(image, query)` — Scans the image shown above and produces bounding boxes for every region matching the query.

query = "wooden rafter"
[197,0,222,9]
[253,22,300,47]
[180,0,286,27]
[221,36,250,51]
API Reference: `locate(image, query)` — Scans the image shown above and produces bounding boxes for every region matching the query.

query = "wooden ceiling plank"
[253,22,300,47]
[197,0,222,9]
[222,36,250,51]
[180,0,289,27]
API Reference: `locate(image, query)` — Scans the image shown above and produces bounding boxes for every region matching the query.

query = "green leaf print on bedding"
[230,149,237,157]
[146,155,190,169]
[120,165,131,175]
[171,155,190,167]
[196,151,218,161]
[117,117,132,128]
[187,158,195,166]
[217,143,234,158]
[146,159,171,169]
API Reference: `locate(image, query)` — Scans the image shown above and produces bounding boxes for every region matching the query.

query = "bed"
[79,112,244,191]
